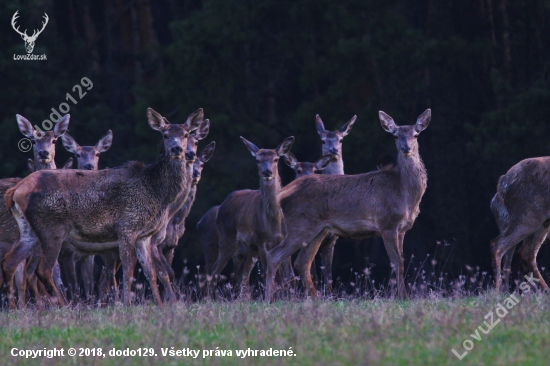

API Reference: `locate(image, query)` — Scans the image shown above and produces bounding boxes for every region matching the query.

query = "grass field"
[1,291,550,366]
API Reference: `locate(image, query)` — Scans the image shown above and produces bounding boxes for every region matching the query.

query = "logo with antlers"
[11,11,49,54]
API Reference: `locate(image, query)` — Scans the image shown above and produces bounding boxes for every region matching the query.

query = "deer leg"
[118,235,138,306]
[293,230,328,300]
[151,244,175,302]
[80,255,95,300]
[318,233,338,294]
[491,224,533,292]
[518,227,550,291]
[235,252,257,300]
[135,237,163,306]
[58,249,78,301]
[381,229,406,299]
[160,248,176,281]
[501,244,517,291]
[14,262,26,308]
[208,239,238,298]
[33,227,67,307]
[2,211,40,309]
[99,252,120,304]
[25,248,43,305]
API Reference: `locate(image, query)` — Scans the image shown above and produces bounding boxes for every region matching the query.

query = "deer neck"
[259,174,282,221]
[396,148,427,203]
[34,160,56,171]
[324,156,344,175]
[147,147,188,207]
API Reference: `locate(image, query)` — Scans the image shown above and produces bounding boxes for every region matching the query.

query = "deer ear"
[147,108,167,131]
[61,157,73,169]
[61,133,80,154]
[17,115,35,138]
[185,108,204,131]
[54,115,70,137]
[199,141,216,162]
[315,154,332,171]
[194,119,210,140]
[96,130,113,153]
[27,159,35,173]
[339,115,357,137]
[240,137,260,157]
[414,109,431,132]
[276,136,295,156]
[379,111,398,134]
[283,152,298,169]
[315,115,326,136]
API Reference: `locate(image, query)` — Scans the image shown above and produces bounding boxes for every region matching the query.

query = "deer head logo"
[11,11,49,54]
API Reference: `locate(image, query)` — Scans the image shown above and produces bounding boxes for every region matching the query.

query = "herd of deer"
[0,107,547,308]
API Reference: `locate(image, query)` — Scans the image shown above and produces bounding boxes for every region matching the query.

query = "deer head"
[17,114,69,165]
[12,11,49,54]
[315,114,356,161]
[61,130,113,170]
[379,109,431,157]
[191,141,216,185]
[283,152,332,179]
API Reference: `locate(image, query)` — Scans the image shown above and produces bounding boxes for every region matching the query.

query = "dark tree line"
[1,0,550,287]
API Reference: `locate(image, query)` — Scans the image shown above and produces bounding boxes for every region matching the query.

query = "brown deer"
[147,119,211,301]
[0,114,70,307]
[298,115,356,293]
[283,152,332,179]
[158,142,216,280]
[3,108,203,307]
[490,157,550,292]
[89,120,211,304]
[57,130,113,301]
[198,151,330,292]
[264,109,431,301]
[207,136,294,297]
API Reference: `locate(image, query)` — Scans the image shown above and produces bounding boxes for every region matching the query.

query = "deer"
[206,136,295,298]
[11,11,49,54]
[198,151,331,293]
[2,108,204,307]
[158,142,216,281]
[264,109,431,302]
[296,115,356,293]
[81,119,211,305]
[56,130,113,301]
[490,157,550,292]
[0,114,70,308]
[145,119,211,301]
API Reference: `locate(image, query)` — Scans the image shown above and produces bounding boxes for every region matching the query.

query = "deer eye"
[413,134,419,139]
[393,135,398,139]
[321,140,326,144]
[76,154,81,158]
[297,169,302,174]
[163,133,169,139]
[256,159,260,163]
[339,139,343,143]
[195,141,199,145]
[274,158,279,162]
[52,139,57,143]
[30,139,36,144]
[96,152,100,156]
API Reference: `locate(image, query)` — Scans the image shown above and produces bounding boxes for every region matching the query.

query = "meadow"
[2,291,550,366]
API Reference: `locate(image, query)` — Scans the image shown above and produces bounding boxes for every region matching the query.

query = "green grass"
[1,294,550,365]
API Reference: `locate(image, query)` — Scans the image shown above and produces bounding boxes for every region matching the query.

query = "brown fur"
[265,109,431,301]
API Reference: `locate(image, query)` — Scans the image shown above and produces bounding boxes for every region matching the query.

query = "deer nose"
[262,169,273,178]
[192,170,200,178]
[83,164,94,170]
[329,148,338,155]
[401,147,410,154]
[171,146,184,156]
[185,151,196,161]
[38,150,50,159]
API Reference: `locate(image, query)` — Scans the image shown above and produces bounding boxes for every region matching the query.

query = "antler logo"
[11,11,49,54]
